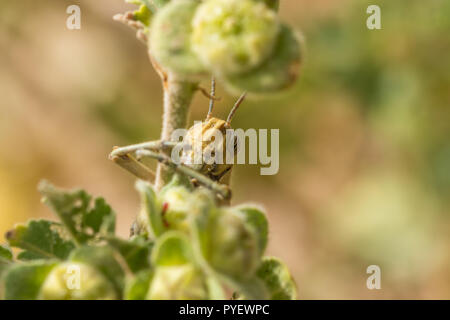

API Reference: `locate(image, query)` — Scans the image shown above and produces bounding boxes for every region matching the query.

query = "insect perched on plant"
[109,79,246,202]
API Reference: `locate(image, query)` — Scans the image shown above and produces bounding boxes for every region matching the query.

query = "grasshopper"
[109,79,246,202]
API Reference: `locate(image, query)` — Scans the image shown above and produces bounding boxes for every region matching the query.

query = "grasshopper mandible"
[109,79,246,202]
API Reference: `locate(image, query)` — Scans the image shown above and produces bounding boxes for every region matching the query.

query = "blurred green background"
[0,0,449,299]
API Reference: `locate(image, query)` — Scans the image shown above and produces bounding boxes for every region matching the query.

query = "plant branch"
[154,70,197,190]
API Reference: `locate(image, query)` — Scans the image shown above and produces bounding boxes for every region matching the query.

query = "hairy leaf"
[3,260,57,300]
[0,244,12,262]
[6,220,75,261]
[224,276,269,300]
[124,270,154,300]
[136,180,165,237]
[0,244,13,277]
[205,276,226,300]
[38,180,116,244]
[151,231,193,266]
[235,205,269,256]
[106,235,153,273]
[256,257,297,300]
[69,246,126,296]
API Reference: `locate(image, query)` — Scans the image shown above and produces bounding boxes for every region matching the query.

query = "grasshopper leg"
[135,149,231,201]
[109,140,177,182]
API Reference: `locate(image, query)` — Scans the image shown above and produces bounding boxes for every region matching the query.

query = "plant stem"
[154,72,197,190]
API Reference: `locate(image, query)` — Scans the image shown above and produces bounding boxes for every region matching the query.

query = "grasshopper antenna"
[206,77,216,120]
[226,92,247,124]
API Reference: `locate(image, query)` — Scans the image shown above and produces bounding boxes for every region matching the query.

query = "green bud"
[207,209,260,279]
[225,24,302,93]
[150,0,206,75]
[159,185,216,233]
[159,186,191,231]
[192,0,281,75]
[147,265,208,300]
[39,262,118,300]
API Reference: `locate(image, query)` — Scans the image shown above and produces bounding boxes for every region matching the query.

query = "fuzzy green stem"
[154,72,197,190]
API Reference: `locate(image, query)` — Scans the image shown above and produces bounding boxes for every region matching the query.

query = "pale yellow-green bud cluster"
[191,0,280,75]
[39,262,118,300]
[149,0,301,93]
[146,182,263,282]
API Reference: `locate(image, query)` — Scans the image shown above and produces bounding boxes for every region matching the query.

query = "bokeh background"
[1,0,449,299]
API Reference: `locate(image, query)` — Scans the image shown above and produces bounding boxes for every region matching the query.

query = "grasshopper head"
[180,91,246,182]
[181,117,234,181]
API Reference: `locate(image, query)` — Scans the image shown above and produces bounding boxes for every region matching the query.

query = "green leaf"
[225,276,269,300]
[124,270,154,300]
[6,220,75,261]
[205,276,226,300]
[136,180,165,237]
[69,246,126,296]
[105,235,153,273]
[38,180,116,244]
[151,231,193,266]
[0,244,13,262]
[3,260,57,300]
[256,257,297,300]
[0,244,13,277]
[235,205,269,256]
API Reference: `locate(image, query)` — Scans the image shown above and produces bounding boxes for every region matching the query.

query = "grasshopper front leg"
[135,149,232,201]
[109,140,177,182]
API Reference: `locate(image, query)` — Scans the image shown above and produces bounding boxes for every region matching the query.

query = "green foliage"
[235,205,269,256]
[0,244,12,262]
[38,180,115,245]
[3,260,57,300]
[105,235,152,273]
[6,220,75,261]
[257,257,297,300]
[0,180,297,300]
[0,245,13,277]
[124,270,153,300]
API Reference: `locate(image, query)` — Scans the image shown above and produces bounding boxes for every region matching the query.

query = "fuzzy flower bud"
[206,209,260,279]
[39,262,118,300]
[159,186,192,231]
[191,0,280,75]
[150,0,205,75]
[157,181,217,233]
